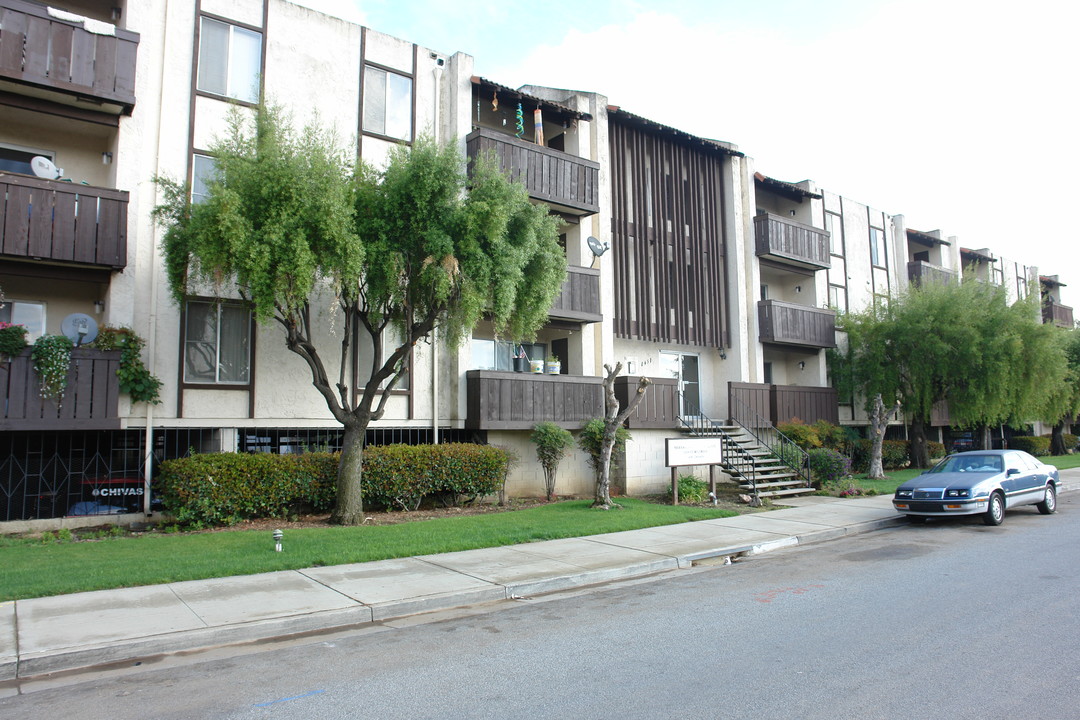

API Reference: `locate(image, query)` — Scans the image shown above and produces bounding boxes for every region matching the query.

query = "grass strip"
[0,499,736,601]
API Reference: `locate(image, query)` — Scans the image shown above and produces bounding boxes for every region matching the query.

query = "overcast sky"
[296,0,1079,310]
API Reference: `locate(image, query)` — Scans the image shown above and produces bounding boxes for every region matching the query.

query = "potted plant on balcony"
[513,345,528,373]
[530,356,545,373]
[0,322,28,363]
[545,353,561,375]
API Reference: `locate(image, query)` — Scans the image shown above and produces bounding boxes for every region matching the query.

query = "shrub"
[94,326,163,404]
[531,422,574,500]
[851,439,911,472]
[578,418,631,480]
[807,448,851,489]
[0,322,28,357]
[812,419,851,452]
[927,441,946,459]
[777,418,822,450]
[157,444,511,524]
[667,475,709,504]
[1009,436,1051,456]
[1039,433,1078,452]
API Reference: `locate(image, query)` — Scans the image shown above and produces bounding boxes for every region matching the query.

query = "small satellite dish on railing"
[30,156,63,179]
[61,313,99,346]
[587,236,610,257]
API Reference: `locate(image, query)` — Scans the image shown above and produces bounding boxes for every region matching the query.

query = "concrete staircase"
[714,424,815,500]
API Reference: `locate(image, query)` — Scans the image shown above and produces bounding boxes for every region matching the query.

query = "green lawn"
[851,453,1080,495]
[0,499,736,602]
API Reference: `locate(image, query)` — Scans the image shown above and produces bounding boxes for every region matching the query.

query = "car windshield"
[930,455,1002,473]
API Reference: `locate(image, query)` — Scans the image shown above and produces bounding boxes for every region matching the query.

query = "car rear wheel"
[1036,484,1057,515]
[983,492,1004,526]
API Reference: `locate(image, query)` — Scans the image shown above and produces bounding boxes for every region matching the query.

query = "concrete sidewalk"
[4,470,1077,682]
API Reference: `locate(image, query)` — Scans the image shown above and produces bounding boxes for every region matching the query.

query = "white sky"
[296,0,1080,309]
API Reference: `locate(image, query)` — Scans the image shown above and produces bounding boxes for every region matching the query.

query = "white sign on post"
[665,437,724,467]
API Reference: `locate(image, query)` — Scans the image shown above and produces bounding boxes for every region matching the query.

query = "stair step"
[739,480,806,489]
[756,488,817,498]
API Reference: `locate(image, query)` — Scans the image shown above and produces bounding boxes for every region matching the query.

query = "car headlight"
[945,489,970,498]
[896,490,913,498]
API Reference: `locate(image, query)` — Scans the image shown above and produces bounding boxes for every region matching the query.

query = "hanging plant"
[94,326,163,404]
[31,334,74,400]
[0,322,29,359]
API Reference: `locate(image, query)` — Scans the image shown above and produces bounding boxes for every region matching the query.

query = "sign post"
[665,438,725,505]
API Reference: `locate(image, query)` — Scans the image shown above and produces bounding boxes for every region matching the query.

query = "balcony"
[548,265,601,324]
[907,260,956,287]
[754,213,830,269]
[466,126,600,216]
[757,300,836,349]
[615,376,678,429]
[465,371,602,430]
[0,347,121,431]
[1043,301,1074,328]
[0,0,139,114]
[729,382,839,426]
[0,172,128,269]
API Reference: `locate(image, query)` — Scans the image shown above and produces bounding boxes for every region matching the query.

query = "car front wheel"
[983,492,1005,526]
[1037,484,1057,515]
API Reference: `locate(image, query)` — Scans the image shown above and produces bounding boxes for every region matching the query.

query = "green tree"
[1040,329,1080,455]
[530,422,574,501]
[155,107,564,524]
[836,278,1064,468]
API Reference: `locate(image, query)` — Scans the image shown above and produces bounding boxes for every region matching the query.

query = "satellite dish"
[30,156,63,180]
[61,313,99,346]
[587,236,610,257]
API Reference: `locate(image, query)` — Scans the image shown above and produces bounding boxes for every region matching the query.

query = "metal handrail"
[726,393,811,488]
[676,394,758,499]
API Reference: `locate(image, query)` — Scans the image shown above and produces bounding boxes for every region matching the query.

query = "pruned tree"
[577,363,650,509]
[155,106,565,524]
[837,278,1065,468]
[866,394,901,480]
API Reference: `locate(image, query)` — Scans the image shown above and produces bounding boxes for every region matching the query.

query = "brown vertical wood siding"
[615,376,678,428]
[609,119,728,347]
[548,265,602,323]
[0,173,128,269]
[754,213,830,269]
[757,300,836,348]
[0,0,139,113]
[729,381,839,426]
[465,371,603,430]
[0,348,121,430]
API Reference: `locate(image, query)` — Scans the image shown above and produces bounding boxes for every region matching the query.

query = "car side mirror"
[1006,468,1020,476]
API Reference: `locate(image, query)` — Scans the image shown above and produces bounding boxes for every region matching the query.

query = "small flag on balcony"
[515,103,524,138]
[534,108,544,146]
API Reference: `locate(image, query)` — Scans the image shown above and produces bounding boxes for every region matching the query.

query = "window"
[363,65,413,141]
[829,284,847,311]
[0,300,46,342]
[0,145,51,176]
[198,17,262,103]
[869,227,887,267]
[191,154,217,204]
[183,301,251,384]
[470,339,545,371]
[825,212,844,256]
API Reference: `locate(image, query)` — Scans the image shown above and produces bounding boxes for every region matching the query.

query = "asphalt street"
[4,493,1077,719]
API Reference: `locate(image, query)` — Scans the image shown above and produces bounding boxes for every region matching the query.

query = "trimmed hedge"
[1040,433,1079,451]
[158,443,512,525]
[851,439,910,472]
[1009,436,1051,457]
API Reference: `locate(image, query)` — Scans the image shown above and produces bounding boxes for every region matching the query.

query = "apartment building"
[0,0,1068,525]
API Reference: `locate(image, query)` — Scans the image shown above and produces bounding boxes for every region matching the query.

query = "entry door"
[660,352,700,416]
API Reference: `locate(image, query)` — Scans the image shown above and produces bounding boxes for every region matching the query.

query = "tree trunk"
[867,394,896,481]
[593,425,619,508]
[909,416,930,469]
[331,423,366,525]
[591,364,651,510]
[1050,421,1067,456]
[974,424,992,451]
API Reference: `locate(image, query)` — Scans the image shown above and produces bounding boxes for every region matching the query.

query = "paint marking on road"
[253,689,326,707]
[752,584,825,603]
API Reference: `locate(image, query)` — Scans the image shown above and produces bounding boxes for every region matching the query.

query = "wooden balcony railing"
[549,265,601,323]
[465,371,603,430]
[757,300,836,348]
[0,0,139,113]
[0,347,121,431]
[0,172,128,269]
[466,126,600,216]
[615,376,677,429]
[907,260,957,287]
[1043,301,1074,328]
[754,213,830,269]
[729,381,839,426]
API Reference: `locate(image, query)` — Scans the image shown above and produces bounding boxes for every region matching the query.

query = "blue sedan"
[893,450,1059,526]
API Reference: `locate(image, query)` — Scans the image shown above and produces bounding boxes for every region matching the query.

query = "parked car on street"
[893,450,1058,526]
